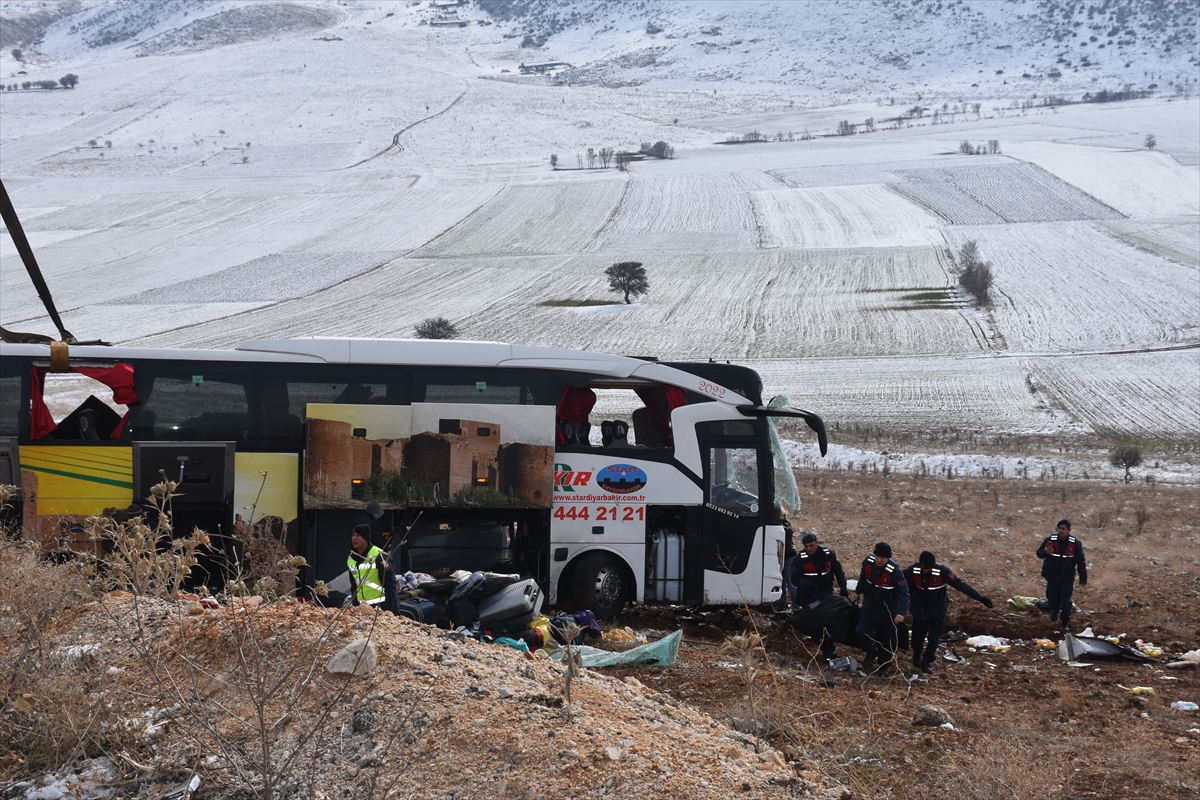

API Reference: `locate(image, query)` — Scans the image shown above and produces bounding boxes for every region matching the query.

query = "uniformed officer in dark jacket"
[904,551,992,674]
[790,532,849,606]
[853,542,909,676]
[790,532,849,657]
[1037,519,1087,630]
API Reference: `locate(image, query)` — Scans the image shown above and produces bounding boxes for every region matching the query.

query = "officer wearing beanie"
[790,532,850,657]
[790,532,849,607]
[1037,519,1087,630]
[853,542,909,676]
[904,551,993,674]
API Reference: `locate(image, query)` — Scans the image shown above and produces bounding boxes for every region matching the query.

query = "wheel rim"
[593,565,622,607]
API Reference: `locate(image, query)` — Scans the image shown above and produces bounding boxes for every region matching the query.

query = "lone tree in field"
[1144,133,1156,150]
[59,73,79,89]
[605,261,649,304]
[1110,446,1143,484]
[414,316,458,339]
[955,239,994,307]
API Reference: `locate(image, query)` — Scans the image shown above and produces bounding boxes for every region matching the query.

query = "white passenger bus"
[0,338,826,618]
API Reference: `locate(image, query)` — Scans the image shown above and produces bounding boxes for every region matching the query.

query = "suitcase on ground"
[395,599,437,625]
[477,578,543,628]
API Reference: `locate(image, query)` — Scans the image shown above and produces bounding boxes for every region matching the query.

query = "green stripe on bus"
[18,463,133,490]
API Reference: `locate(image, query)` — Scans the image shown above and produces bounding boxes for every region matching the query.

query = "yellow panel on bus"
[234,452,299,524]
[20,445,133,516]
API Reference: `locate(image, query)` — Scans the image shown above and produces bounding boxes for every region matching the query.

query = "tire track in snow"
[343,79,471,169]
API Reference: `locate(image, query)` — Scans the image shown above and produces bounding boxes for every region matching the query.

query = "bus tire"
[573,552,627,621]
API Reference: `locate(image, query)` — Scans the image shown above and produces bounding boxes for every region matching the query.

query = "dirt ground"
[3,473,1197,800]
[611,473,1200,800]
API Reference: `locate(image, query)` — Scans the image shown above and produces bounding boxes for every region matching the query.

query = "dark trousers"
[911,615,945,666]
[856,608,898,667]
[1046,578,1075,626]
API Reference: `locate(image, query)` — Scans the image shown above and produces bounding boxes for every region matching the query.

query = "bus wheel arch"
[566,549,632,621]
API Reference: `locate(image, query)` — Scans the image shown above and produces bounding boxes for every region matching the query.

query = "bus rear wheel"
[573,552,627,621]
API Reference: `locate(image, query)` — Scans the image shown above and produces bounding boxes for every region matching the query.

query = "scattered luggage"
[395,599,437,625]
[478,578,543,629]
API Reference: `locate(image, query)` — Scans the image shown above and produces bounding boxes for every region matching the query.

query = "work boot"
[920,662,934,675]
[862,655,875,674]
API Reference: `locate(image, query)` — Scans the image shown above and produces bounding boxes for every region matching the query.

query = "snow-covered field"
[1,0,1197,470]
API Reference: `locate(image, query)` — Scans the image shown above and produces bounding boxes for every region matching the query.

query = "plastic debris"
[552,629,681,668]
[965,635,1011,651]
[828,656,858,672]
[1061,633,1152,662]
[1065,661,1094,667]
[1134,640,1163,658]
[1034,639,1055,648]
[1012,664,1038,673]
[602,626,639,643]
[161,775,202,800]
[1170,701,1198,712]
[1006,596,1040,611]
[1129,686,1155,696]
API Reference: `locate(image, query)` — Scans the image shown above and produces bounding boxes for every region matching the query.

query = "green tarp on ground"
[552,630,682,668]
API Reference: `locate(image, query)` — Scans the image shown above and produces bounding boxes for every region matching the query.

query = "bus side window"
[0,372,24,438]
[139,365,254,441]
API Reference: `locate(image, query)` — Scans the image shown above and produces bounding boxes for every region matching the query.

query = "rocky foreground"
[3,592,848,800]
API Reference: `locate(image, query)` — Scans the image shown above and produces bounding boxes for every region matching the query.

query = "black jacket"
[1037,534,1087,584]
[857,556,910,617]
[903,562,986,620]
[790,546,848,603]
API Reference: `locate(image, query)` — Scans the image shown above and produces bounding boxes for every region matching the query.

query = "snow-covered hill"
[4,0,1196,100]
[1,0,1197,449]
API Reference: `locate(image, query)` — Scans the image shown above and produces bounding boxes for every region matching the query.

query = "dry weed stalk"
[553,619,585,717]
[82,477,212,598]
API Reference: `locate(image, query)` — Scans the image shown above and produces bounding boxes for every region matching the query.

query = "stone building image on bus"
[304,404,553,509]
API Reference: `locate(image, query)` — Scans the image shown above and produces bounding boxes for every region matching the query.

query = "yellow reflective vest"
[348,545,388,606]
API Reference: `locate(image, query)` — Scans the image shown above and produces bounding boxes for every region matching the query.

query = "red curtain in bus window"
[30,362,139,440]
[635,386,686,446]
[556,385,597,445]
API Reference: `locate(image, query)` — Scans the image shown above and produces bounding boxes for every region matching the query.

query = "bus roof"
[1,338,753,405]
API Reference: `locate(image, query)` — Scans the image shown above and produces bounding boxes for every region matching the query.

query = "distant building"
[519,61,572,75]
[429,17,469,27]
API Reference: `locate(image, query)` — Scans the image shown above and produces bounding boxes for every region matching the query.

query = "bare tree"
[414,317,458,339]
[59,73,79,89]
[549,153,558,168]
[598,147,613,168]
[605,261,649,304]
[586,147,596,169]
[988,139,1001,154]
[1144,133,1156,150]
[1110,446,1143,484]
[615,151,631,171]
[955,240,994,306]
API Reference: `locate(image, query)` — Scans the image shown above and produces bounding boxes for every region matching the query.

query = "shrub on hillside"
[1110,446,1143,484]
[414,316,458,339]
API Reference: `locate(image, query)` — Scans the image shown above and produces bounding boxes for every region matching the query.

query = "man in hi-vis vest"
[346,523,397,613]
